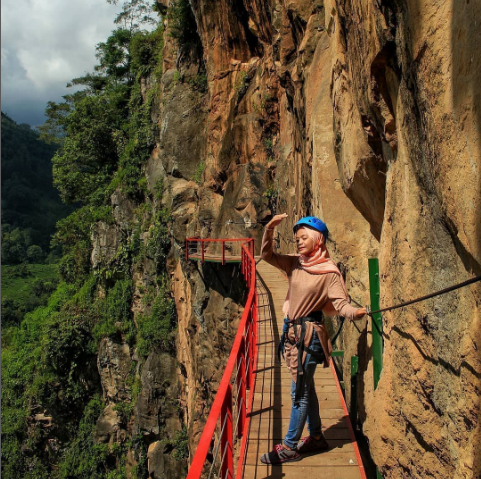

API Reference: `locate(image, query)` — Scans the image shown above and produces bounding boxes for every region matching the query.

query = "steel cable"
[367,275,481,316]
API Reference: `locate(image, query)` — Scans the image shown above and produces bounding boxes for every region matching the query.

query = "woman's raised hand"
[267,213,288,228]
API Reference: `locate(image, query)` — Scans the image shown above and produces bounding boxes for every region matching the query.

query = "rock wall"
[148,0,481,478]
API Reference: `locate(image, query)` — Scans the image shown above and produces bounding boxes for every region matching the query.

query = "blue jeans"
[283,332,323,449]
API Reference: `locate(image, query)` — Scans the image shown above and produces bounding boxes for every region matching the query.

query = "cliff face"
[146,1,481,478]
[89,1,480,477]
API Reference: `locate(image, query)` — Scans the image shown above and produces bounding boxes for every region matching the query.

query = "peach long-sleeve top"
[260,228,358,321]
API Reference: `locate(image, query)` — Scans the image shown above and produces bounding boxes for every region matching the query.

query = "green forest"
[1,2,192,477]
[1,113,73,326]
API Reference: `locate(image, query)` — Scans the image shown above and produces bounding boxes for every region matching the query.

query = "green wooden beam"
[369,258,383,390]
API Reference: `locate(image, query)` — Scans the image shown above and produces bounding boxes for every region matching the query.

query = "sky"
[1,0,120,127]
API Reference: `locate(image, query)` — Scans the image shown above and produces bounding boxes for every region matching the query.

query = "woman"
[259,213,366,464]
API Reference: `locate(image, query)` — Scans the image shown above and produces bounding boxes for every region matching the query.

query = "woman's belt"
[278,311,325,360]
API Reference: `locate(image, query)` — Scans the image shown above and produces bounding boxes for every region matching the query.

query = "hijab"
[282,226,349,317]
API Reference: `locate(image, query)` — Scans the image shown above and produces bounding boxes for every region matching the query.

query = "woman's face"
[295,228,316,255]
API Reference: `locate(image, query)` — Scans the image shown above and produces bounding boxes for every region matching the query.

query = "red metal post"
[249,307,255,389]
[185,239,189,262]
[220,385,233,479]
[201,240,205,263]
[252,294,259,376]
[237,341,246,438]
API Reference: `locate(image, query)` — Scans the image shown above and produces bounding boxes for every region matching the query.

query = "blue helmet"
[293,216,329,239]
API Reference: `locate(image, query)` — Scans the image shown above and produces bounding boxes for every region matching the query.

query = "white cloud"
[1,0,121,125]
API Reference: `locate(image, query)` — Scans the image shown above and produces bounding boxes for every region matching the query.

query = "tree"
[107,0,157,32]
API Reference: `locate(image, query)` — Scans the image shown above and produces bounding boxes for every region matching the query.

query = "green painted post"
[369,259,384,478]
[369,258,383,390]
[350,355,358,426]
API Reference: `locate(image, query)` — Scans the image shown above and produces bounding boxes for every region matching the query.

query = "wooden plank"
[247,420,353,441]
[248,415,350,429]
[248,409,349,421]
[254,382,339,394]
[243,465,362,479]
[245,440,357,464]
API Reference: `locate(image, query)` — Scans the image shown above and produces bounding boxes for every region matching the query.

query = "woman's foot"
[296,434,329,453]
[260,443,302,464]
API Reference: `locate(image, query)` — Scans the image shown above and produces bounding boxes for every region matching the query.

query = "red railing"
[186,238,257,479]
[186,238,255,265]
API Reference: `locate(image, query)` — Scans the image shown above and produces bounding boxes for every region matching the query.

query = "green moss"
[263,138,274,153]
[263,184,278,200]
[154,178,165,200]
[172,427,189,460]
[187,73,207,93]
[192,161,205,184]
[113,401,134,424]
[235,71,248,93]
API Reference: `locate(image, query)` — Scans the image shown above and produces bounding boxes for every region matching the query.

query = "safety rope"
[331,316,345,346]
[367,275,481,316]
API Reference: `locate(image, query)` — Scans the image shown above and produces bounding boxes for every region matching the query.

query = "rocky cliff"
[86,1,480,478]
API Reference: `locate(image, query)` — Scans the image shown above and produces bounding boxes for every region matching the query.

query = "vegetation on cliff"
[1,3,187,476]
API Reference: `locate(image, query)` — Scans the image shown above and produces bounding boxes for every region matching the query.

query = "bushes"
[92,279,135,345]
[172,427,189,460]
[168,0,199,48]
[130,26,164,78]
[54,206,114,284]
[56,395,112,479]
[146,208,171,271]
[137,281,176,357]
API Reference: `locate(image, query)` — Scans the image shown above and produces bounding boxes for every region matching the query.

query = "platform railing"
[186,238,254,265]
[186,239,257,479]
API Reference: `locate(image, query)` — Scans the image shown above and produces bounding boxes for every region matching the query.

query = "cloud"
[1,0,120,125]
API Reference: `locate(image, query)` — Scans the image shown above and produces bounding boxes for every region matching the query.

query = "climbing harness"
[330,316,345,346]
[276,311,327,404]
[278,313,345,362]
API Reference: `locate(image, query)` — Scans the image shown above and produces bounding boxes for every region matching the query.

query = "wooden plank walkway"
[243,259,365,479]
[188,253,241,263]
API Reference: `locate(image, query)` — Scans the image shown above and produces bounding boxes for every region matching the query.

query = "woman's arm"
[327,273,366,320]
[260,214,297,273]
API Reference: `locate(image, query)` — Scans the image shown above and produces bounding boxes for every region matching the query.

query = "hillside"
[1,112,72,264]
